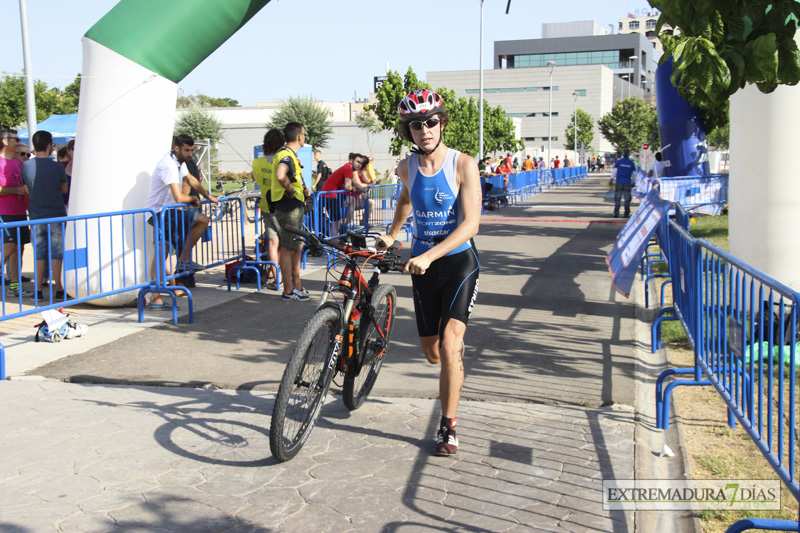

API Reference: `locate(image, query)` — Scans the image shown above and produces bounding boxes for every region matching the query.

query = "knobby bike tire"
[343,284,396,410]
[270,306,340,462]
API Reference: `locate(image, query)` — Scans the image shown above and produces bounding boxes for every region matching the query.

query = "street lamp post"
[547,61,556,166]
[478,0,484,161]
[628,55,638,99]
[572,91,579,164]
[621,75,628,101]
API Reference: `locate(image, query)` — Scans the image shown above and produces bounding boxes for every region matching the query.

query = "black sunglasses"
[409,118,441,131]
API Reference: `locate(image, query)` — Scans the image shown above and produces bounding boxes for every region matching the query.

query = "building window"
[575,89,587,96]
[499,88,525,93]
[646,18,657,29]
[510,50,623,69]
[465,89,480,94]
[629,20,640,30]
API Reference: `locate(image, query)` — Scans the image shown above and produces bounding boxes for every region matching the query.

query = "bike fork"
[317,296,356,388]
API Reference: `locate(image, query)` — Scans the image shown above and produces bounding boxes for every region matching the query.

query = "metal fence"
[653,215,800,532]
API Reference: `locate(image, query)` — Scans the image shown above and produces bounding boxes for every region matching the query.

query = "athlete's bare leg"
[420,318,466,419]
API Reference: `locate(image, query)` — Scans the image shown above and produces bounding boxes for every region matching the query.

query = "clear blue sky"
[2,0,655,106]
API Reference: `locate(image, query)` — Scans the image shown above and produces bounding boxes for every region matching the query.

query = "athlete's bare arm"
[376,159,411,250]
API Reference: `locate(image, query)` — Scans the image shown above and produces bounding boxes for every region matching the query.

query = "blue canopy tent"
[18,114,78,145]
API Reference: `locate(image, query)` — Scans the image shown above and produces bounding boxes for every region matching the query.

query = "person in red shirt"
[320,153,369,236]
[553,155,561,169]
[495,159,512,191]
[321,153,368,193]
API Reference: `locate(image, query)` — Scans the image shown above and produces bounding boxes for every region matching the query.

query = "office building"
[428,21,661,160]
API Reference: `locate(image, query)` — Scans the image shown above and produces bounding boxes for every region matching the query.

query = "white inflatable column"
[729,82,800,290]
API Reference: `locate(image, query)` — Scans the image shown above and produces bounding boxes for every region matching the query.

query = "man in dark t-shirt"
[21,130,69,299]
[312,149,331,192]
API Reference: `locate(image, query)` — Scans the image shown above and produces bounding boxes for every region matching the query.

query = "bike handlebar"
[284,226,405,273]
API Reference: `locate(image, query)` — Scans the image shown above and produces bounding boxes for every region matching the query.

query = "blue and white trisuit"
[407,148,480,337]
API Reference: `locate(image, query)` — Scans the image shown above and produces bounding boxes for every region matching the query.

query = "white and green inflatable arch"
[68,1,271,305]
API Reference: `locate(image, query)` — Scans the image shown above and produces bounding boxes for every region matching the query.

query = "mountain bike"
[211,181,259,223]
[269,226,404,462]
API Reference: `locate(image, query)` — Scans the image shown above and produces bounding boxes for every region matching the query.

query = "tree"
[367,67,431,155]
[706,122,730,150]
[177,93,239,108]
[355,110,381,155]
[174,106,223,145]
[651,0,800,131]
[265,95,333,149]
[563,108,595,152]
[62,75,81,108]
[0,74,78,129]
[368,67,522,156]
[597,97,659,154]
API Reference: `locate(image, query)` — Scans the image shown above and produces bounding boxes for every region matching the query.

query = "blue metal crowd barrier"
[0,208,159,379]
[482,166,587,207]
[0,198,264,379]
[652,217,800,531]
[0,209,157,319]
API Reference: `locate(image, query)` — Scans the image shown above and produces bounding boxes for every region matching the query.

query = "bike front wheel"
[343,284,396,410]
[270,306,340,462]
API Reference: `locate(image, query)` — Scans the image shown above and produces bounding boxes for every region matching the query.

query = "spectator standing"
[0,129,30,296]
[178,144,218,290]
[271,122,311,301]
[389,158,400,183]
[312,149,331,192]
[613,148,637,218]
[15,144,31,165]
[553,155,561,169]
[523,155,534,171]
[252,128,285,290]
[144,134,210,310]
[363,156,378,185]
[648,152,664,181]
[21,130,69,300]
[495,158,512,191]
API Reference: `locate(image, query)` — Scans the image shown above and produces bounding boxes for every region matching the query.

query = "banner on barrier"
[606,188,673,297]
[658,175,728,214]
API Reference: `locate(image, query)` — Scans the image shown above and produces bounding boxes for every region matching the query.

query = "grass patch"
[689,214,728,251]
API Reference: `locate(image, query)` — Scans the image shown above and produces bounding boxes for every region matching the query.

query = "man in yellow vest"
[271,122,311,300]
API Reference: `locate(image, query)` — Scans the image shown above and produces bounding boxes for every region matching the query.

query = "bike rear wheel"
[270,306,340,462]
[343,284,396,410]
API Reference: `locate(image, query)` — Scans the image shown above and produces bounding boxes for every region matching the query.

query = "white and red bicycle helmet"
[398,89,445,120]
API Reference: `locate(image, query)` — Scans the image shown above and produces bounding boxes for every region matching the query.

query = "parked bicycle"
[270,226,404,462]
[211,180,259,223]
